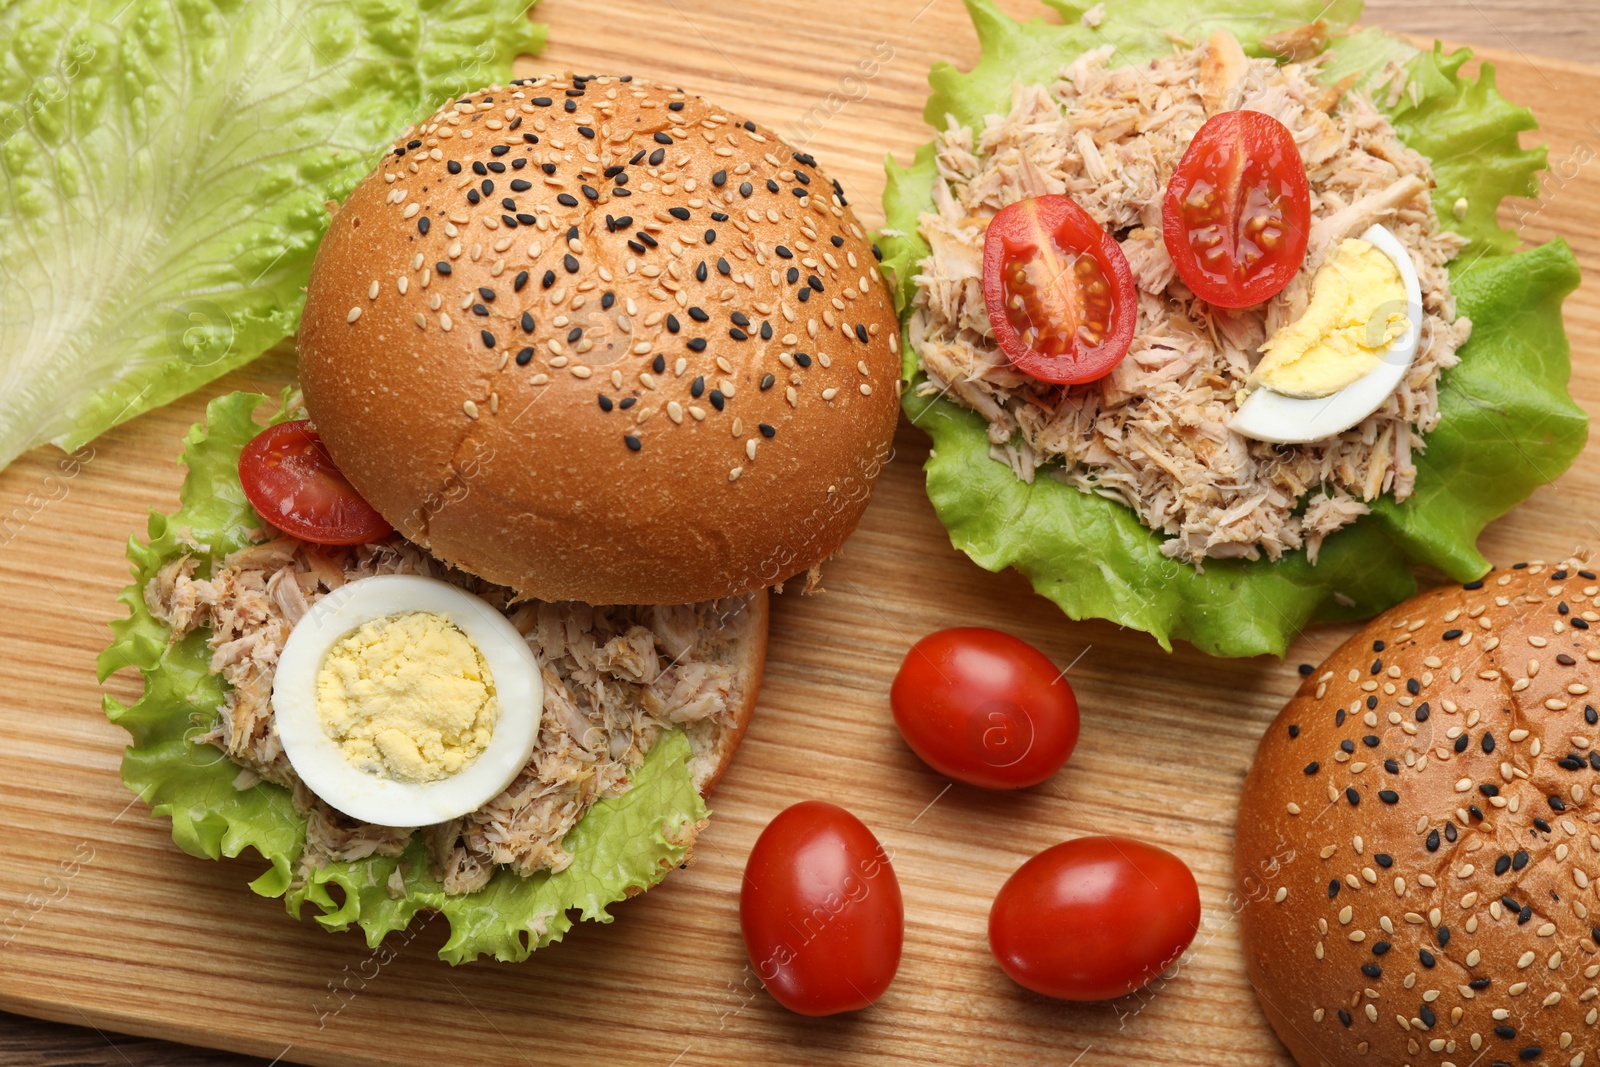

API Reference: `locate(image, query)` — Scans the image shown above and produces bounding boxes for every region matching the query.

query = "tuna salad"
[908,30,1472,564]
[145,532,756,896]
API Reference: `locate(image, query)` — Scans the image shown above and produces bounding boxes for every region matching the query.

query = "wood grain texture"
[0,1,1595,1065]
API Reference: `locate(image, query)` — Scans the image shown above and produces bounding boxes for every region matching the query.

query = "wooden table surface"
[1,0,1595,1064]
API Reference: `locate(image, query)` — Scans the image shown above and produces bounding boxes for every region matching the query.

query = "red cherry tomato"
[989,836,1200,1001]
[237,420,392,546]
[1162,109,1310,308]
[980,194,1136,384]
[890,628,1079,790]
[740,801,903,1016]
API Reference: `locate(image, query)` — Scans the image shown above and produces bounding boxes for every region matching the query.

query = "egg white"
[271,575,542,828]
[1229,224,1424,446]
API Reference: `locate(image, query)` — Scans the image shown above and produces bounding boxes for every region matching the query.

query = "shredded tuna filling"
[909,32,1472,564]
[145,534,750,896]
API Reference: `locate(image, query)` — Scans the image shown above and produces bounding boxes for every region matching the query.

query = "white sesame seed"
[462,400,479,420]
[346,306,362,323]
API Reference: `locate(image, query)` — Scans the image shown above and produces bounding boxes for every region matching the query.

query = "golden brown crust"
[1235,559,1600,1067]
[298,75,900,605]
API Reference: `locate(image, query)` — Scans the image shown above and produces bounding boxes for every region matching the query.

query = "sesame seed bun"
[297,75,900,605]
[1235,559,1600,1066]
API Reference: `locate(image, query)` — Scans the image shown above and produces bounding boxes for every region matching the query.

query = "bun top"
[1235,560,1600,1067]
[297,75,900,605]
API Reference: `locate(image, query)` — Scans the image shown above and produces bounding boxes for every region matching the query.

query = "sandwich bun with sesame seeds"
[1235,558,1600,1067]
[297,74,901,606]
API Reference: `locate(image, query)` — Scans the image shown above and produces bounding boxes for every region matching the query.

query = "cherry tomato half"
[989,836,1200,1001]
[238,420,392,546]
[1162,109,1310,308]
[890,628,1079,790]
[981,194,1137,384]
[740,801,903,1016]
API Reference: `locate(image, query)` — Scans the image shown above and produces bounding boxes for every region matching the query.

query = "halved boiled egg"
[1229,224,1423,445]
[272,575,542,828]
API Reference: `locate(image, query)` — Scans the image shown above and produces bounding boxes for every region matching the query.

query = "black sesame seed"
[787,266,801,284]
[636,231,658,248]
[1443,628,1463,640]
[652,355,665,374]
[1418,1005,1436,1029]
[522,133,539,145]
[1513,850,1530,870]
[467,189,481,204]
[1419,950,1435,968]
[668,206,690,221]
[1335,709,1346,726]
[624,435,641,451]
[793,170,810,185]
[436,262,452,275]
[417,216,430,235]
[564,100,577,112]
[1436,927,1450,947]
[1464,579,1485,590]
[729,328,748,341]
[1483,733,1496,754]
[1304,762,1320,775]
[1375,854,1392,868]
[648,148,665,166]
[731,312,749,327]
[1416,703,1430,722]
[766,178,779,193]
[705,229,716,244]
[542,162,558,176]
[629,149,646,165]
[776,245,793,259]
[1468,804,1483,821]
[1371,659,1383,674]
[1360,963,1381,978]
[808,274,825,292]
[521,312,535,333]
[1327,879,1341,899]
[514,271,529,293]
[666,314,680,333]
[580,184,598,201]
[1552,795,1569,811]
[653,131,673,145]
[1345,787,1359,806]
[709,389,725,411]
[472,161,487,176]
[1556,569,1570,580]
[567,327,582,343]
[668,100,683,111]
[542,270,556,289]
[532,96,553,107]
[695,262,708,282]
[711,211,728,222]
[578,126,595,139]
[1480,783,1499,797]
[501,215,519,228]
[688,307,709,323]
[1407,678,1420,695]
[406,139,421,149]
[712,170,727,186]
[564,254,579,273]
[1520,1049,1542,1062]
[512,157,528,169]
[515,347,534,366]
[1384,759,1399,773]
[1340,739,1355,754]
[759,423,775,438]
[855,323,870,344]
[1365,695,1378,710]
[472,303,489,316]
[760,374,775,391]
[1520,905,1533,924]
[480,330,495,348]
[1444,823,1457,842]
[1378,790,1398,804]
[1496,1025,1517,1039]
[1495,855,1511,875]
[598,395,613,412]
[557,194,579,207]
[1426,830,1440,851]
[1363,734,1379,748]
[1337,1009,1352,1027]
[601,291,615,310]
[717,257,731,275]
[690,377,705,398]
[619,397,636,410]
[1576,618,1592,630]
[448,160,462,175]
[739,181,753,197]
[794,352,813,369]
[491,144,509,157]
[509,116,522,131]
[1455,734,1470,753]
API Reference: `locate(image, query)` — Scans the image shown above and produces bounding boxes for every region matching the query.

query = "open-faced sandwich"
[99,74,901,962]
[881,0,1587,657]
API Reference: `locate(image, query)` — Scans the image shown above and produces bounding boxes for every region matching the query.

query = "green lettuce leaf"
[0,0,545,473]
[99,392,708,963]
[882,0,1586,657]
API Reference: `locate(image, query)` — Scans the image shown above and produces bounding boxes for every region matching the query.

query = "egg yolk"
[315,611,498,783]
[1251,238,1410,400]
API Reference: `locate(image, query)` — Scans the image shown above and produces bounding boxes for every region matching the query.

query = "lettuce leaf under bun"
[880,0,1586,657]
[98,392,709,963]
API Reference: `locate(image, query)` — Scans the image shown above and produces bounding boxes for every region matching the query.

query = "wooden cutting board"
[1,1,1596,1064]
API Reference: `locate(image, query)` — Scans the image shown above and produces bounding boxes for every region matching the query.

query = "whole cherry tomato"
[740,801,903,1016]
[1162,109,1310,308]
[238,420,392,546]
[989,836,1200,1001]
[890,628,1079,790]
[981,194,1137,384]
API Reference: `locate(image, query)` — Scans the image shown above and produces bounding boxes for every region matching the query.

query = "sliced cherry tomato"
[238,420,392,546]
[989,836,1200,1001]
[740,801,903,1016]
[890,628,1079,790]
[1162,109,1311,308]
[980,194,1137,385]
